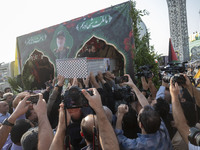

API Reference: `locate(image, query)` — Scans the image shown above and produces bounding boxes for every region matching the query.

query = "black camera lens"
[172,74,186,85]
[63,86,91,109]
[162,75,172,83]
[69,86,80,97]
[188,127,200,146]
[115,76,128,84]
[136,65,152,78]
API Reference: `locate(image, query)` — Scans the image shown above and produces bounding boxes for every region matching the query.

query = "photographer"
[61,77,94,150]
[141,75,157,104]
[49,88,120,150]
[135,65,157,103]
[170,75,200,149]
[182,74,200,107]
[115,74,172,150]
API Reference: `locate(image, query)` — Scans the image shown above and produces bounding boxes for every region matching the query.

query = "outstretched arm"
[47,75,65,116]
[12,91,29,108]
[33,94,53,150]
[170,79,190,144]
[89,72,100,89]
[183,74,200,107]
[49,103,71,150]
[116,104,129,130]
[0,94,31,149]
[123,74,149,107]
[147,76,157,100]
[141,76,149,97]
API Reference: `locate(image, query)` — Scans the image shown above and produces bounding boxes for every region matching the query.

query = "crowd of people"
[0,68,200,150]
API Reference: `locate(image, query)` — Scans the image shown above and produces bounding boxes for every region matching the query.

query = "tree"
[130,1,161,89]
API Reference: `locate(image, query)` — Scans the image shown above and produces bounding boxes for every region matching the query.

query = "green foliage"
[8,76,22,93]
[7,74,35,94]
[130,1,161,89]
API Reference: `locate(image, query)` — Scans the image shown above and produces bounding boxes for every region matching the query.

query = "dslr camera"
[63,86,92,109]
[188,127,200,146]
[114,86,135,103]
[162,74,186,86]
[115,76,128,84]
[136,65,153,78]
[160,62,187,85]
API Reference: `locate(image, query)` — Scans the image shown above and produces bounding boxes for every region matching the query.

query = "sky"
[0,0,199,64]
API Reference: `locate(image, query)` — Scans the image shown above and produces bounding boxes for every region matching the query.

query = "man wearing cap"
[54,31,70,59]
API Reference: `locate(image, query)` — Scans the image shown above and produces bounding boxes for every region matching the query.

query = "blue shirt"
[0,112,10,123]
[156,86,165,100]
[115,121,173,150]
[156,86,172,114]
[2,133,23,150]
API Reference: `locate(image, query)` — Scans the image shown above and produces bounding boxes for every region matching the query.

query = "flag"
[194,69,200,79]
[14,39,20,76]
[168,38,178,62]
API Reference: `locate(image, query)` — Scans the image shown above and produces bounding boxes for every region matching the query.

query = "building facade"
[166,0,190,62]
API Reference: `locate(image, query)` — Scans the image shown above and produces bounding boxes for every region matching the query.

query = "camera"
[135,65,153,78]
[162,74,186,86]
[114,86,136,113]
[188,127,200,146]
[115,76,128,84]
[27,94,39,104]
[63,86,92,109]
[114,86,135,103]
[160,62,186,75]
[160,62,187,85]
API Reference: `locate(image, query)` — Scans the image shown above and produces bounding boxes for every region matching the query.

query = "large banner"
[16,1,134,88]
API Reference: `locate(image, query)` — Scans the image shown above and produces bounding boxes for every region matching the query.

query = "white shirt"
[189,142,200,150]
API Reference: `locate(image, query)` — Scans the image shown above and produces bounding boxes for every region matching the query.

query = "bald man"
[80,107,113,150]
[0,101,10,123]
[80,114,98,150]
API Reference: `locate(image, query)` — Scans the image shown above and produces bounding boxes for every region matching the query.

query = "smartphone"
[27,95,39,104]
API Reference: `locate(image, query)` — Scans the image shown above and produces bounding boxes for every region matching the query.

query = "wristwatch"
[142,89,148,93]
[2,118,14,127]
[55,83,62,88]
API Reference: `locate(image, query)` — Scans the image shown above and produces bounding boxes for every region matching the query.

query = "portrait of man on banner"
[50,25,73,59]
[54,31,69,59]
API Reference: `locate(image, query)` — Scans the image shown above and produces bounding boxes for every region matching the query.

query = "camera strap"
[191,86,199,123]
[92,114,100,150]
[64,108,71,150]
[195,104,199,123]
